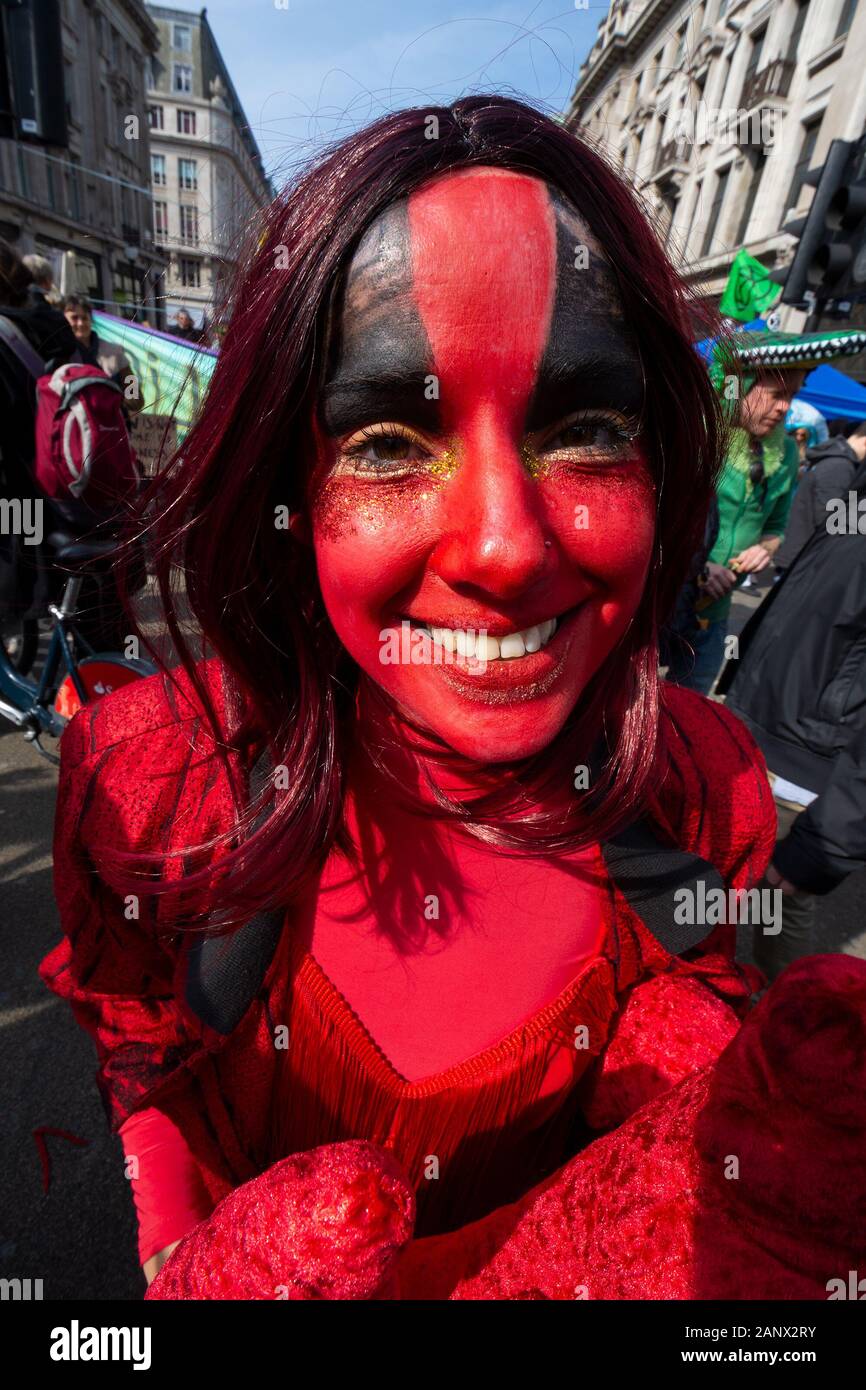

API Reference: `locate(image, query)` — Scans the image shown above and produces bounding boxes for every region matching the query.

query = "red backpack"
[0,316,139,511]
[34,363,140,510]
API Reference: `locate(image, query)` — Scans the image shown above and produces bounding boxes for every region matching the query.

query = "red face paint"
[311,168,655,762]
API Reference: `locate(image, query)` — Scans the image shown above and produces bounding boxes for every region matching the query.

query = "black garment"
[659,493,720,667]
[720,457,866,893]
[775,437,861,572]
[0,318,64,621]
[15,289,79,370]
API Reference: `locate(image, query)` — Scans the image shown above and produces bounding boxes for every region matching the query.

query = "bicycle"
[0,527,156,763]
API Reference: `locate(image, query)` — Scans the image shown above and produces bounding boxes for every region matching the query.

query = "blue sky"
[166,0,603,182]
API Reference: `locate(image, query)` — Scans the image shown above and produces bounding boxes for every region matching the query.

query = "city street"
[1,584,865,1301]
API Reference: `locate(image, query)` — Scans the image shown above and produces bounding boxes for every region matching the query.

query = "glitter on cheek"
[521,440,550,481]
[311,440,462,542]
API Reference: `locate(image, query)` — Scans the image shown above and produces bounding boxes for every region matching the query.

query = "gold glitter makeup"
[520,439,550,481]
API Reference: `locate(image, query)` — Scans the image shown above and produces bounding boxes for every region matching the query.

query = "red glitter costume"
[41,654,854,1299]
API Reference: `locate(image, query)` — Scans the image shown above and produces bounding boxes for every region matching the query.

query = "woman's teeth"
[418,618,558,661]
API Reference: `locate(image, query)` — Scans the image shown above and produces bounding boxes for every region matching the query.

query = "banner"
[718,249,781,323]
[92,312,217,439]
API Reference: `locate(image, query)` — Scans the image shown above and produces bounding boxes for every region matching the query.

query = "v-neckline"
[281,902,619,1097]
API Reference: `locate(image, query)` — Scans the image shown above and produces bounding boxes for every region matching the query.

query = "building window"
[173,23,192,51]
[179,204,198,244]
[178,158,198,191]
[153,200,168,239]
[61,157,80,221]
[151,153,166,186]
[836,0,858,38]
[179,257,200,288]
[700,166,731,257]
[787,0,811,62]
[177,108,197,135]
[735,150,767,244]
[786,118,822,210]
[148,105,164,130]
[740,27,767,106]
[673,25,687,67]
[173,63,193,94]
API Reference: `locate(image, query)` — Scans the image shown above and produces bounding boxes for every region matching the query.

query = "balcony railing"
[741,58,795,112]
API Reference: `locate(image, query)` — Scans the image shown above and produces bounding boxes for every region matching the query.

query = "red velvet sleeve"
[39,700,199,1131]
[119,1108,215,1265]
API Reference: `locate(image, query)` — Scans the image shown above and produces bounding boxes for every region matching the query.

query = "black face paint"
[527,191,645,433]
[321,200,438,437]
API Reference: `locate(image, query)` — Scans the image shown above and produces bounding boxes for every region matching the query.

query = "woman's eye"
[542,417,636,456]
[340,427,430,471]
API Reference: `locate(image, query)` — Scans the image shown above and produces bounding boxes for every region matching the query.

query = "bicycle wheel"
[54,654,156,721]
[0,618,39,676]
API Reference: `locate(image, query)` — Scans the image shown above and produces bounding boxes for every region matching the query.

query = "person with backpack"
[0,243,142,652]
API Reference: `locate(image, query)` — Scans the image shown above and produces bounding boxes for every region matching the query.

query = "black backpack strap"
[184,746,284,1036]
[184,755,726,1035]
[601,819,727,957]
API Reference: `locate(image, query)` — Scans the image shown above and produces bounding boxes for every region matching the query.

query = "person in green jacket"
[668,364,804,693]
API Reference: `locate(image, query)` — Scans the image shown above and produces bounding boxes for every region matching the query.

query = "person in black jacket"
[775,422,866,573]
[719,453,866,979]
[0,241,78,371]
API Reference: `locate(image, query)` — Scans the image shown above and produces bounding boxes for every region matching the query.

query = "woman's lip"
[430,603,585,701]
[402,609,573,638]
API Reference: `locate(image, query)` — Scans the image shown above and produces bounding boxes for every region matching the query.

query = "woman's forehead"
[322,167,642,434]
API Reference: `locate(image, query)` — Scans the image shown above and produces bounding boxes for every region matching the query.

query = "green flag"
[93,312,217,440]
[718,248,781,323]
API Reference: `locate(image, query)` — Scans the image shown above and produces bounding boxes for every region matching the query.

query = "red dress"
[40,659,775,1262]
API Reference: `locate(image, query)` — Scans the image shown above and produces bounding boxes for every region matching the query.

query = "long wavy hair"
[112,95,724,930]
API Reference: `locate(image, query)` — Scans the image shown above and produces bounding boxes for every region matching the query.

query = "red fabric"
[40,659,776,1269]
[293,682,608,1082]
[147,956,866,1301]
[148,1141,415,1301]
[119,1109,214,1265]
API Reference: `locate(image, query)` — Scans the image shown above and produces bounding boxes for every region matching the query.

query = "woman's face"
[309,168,655,762]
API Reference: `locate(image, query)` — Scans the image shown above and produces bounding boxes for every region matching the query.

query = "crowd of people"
[663,331,866,984]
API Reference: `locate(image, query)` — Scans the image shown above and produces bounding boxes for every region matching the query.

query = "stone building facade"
[567,0,866,326]
[0,0,165,320]
[145,5,272,334]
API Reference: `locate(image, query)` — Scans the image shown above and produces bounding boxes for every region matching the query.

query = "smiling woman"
[41,96,859,1301]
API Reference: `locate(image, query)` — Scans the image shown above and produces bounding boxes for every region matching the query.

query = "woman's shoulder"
[56,657,250,866]
[60,656,244,772]
[649,683,776,890]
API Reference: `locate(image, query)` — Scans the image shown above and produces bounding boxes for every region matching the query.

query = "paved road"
[1,584,864,1301]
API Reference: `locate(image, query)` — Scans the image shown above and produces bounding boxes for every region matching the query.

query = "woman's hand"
[145,1141,414,1300]
[701,561,737,601]
[731,544,772,574]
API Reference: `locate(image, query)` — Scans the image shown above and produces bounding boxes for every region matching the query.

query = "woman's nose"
[431,414,550,600]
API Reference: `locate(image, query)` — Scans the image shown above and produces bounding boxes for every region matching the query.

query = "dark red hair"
[117,95,723,928]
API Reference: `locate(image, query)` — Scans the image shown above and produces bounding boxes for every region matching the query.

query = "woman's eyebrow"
[526,345,645,431]
[320,371,441,436]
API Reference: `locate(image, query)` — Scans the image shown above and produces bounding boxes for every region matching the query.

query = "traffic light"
[775,134,866,309]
